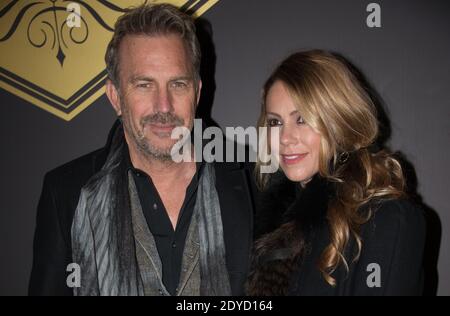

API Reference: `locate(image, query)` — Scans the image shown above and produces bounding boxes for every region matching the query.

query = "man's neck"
[124,135,197,230]
[126,137,195,184]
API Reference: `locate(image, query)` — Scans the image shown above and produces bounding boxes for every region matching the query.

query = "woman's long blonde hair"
[255,50,406,286]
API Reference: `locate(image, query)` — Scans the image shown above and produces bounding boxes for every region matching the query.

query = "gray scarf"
[71,124,231,296]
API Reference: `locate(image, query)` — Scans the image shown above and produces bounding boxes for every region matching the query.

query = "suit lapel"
[177,213,200,295]
[214,162,254,295]
[128,171,169,295]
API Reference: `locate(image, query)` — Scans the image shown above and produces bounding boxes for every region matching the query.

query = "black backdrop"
[0,0,448,295]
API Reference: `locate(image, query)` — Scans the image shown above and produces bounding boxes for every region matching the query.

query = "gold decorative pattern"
[0,0,219,121]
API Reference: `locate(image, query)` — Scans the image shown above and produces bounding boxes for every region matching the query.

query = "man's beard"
[122,105,187,162]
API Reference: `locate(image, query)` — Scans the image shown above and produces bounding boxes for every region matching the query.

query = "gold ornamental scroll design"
[0,0,219,121]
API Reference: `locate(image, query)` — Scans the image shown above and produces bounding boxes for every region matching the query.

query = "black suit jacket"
[29,123,255,296]
[290,198,426,296]
[253,174,426,296]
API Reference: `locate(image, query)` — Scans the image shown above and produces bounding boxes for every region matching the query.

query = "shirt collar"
[123,142,205,181]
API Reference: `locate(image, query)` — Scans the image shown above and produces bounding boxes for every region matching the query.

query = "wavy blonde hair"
[255,50,406,286]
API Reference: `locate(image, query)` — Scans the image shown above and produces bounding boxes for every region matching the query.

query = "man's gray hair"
[105,3,201,87]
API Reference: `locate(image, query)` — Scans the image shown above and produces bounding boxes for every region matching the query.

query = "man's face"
[109,34,201,161]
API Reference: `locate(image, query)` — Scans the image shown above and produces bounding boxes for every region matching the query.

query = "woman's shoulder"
[338,197,427,295]
[371,198,425,224]
[362,197,426,241]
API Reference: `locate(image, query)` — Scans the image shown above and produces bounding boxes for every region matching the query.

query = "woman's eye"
[297,116,305,124]
[267,119,281,127]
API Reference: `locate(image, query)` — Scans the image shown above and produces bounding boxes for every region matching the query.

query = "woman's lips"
[281,153,308,165]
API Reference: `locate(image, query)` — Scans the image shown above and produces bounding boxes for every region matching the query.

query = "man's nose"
[155,87,173,113]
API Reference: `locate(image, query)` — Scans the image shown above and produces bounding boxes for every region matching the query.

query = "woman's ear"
[105,80,121,116]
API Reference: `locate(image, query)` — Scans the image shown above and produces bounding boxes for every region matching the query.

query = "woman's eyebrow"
[266,110,299,117]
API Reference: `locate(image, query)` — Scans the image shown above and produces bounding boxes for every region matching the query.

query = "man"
[29,4,254,296]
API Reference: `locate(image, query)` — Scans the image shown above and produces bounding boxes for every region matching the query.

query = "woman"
[247,50,426,296]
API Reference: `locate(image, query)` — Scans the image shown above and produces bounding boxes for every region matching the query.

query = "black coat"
[29,122,255,296]
[250,174,426,296]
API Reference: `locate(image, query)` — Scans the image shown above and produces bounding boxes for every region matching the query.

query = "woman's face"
[265,80,322,185]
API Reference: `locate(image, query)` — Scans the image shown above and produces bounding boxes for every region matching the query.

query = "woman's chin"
[283,171,305,182]
[282,168,315,184]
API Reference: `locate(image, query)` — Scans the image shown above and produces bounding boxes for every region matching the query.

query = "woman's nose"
[280,124,298,147]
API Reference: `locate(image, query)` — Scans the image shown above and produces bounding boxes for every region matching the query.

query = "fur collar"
[247,174,335,296]
[254,173,334,238]
[285,175,334,238]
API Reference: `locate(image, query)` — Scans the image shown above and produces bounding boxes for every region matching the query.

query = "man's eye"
[267,119,281,127]
[136,82,151,88]
[171,81,188,89]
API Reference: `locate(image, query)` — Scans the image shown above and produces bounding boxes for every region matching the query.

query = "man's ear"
[196,79,203,105]
[105,80,121,116]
